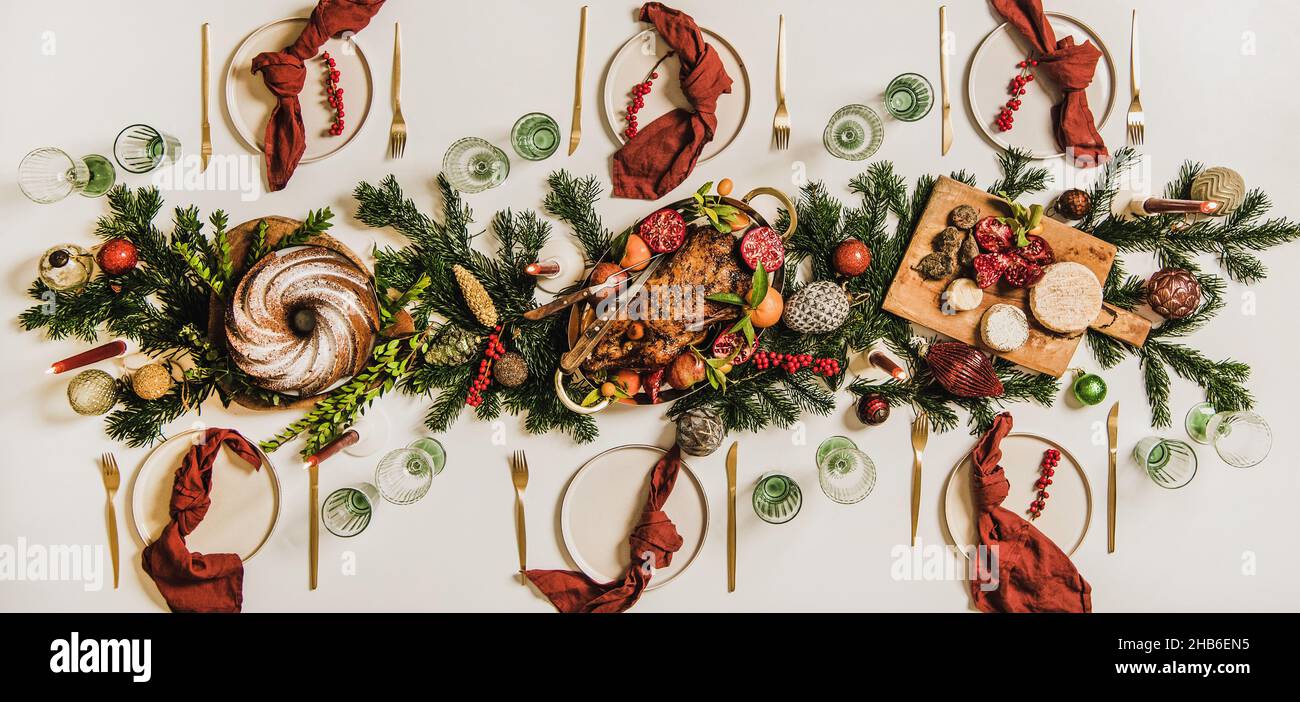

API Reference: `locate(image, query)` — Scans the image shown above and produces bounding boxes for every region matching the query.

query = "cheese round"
[1029,262,1103,334]
[980,304,1029,352]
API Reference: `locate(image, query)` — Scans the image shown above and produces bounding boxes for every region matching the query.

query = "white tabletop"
[2,0,1298,612]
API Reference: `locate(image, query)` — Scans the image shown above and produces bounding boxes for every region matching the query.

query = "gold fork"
[1126,10,1144,146]
[771,15,790,150]
[387,22,406,159]
[99,453,121,589]
[909,412,929,547]
[510,451,529,574]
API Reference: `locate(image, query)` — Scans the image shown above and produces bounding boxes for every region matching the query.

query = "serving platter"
[225,17,374,165]
[967,12,1116,159]
[130,429,281,562]
[600,27,750,163]
[881,176,1149,378]
[941,432,1091,558]
[560,444,708,591]
[560,187,796,409]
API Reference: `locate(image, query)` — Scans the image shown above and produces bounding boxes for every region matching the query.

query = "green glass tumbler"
[322,483,379,537]
[885,73,935,121]
[510,113,560,161]
[1134,437,1198,489]
[753,472,802,524]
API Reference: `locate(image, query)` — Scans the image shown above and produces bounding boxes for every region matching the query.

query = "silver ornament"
[68,369,119,416]
[676,408,725,457]
[782,281,850,335]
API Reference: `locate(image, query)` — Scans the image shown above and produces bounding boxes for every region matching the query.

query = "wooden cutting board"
[882,177,1149,378]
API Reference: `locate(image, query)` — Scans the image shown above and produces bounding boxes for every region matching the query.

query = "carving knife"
[559,256,663,373]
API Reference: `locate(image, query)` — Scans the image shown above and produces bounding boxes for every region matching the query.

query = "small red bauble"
[96,238,138,276]
[855,392,890,426]
[833,239,872,277]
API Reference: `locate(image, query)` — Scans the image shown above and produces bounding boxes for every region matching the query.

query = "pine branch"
[543,170,612,264]
[989,148,1050,200]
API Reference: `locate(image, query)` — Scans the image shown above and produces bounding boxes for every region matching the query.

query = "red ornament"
[855,393,890,426]
[96,238,138,276]
[925,342,1004,398]
[833,239,872,277]
[1027,448,1060,519]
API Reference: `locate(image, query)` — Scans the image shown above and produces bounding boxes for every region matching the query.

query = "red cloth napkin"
[611,3,733,199]
[525,445,685,613]
[990,0,1108,167]
[141,429,263,613]
[251,0,386,191]
[969,413,1092,612]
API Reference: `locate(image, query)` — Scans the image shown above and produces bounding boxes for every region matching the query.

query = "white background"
[2,0,1297,613]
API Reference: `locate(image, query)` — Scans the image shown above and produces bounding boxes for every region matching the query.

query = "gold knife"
[201,23,212,172]
[725,441,738,593]
[939,7,952,156]
[1107,402,1119,553]
[568,6,587,156]
[309,462,319,589]
[910,411,929,547]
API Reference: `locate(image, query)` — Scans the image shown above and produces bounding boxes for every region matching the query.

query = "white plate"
[560,445,708,591]
[225,17,374,164]
[941,432,1091,557]
[967,12,1115,159]
[601,27,750,163]
[129,430,281,561]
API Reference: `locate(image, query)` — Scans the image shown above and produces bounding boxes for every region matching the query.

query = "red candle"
[1137,198,1219,216]
[869,351,909,381]
[47,340,128,374]
[303,429,360,469]
[524,259,561,278]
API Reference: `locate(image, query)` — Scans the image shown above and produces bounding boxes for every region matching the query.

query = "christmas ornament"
[855,393,890,425]
[1055,188,1092,220]
[1071,370,1107,406]
[131,363,174,400]
[1027,449,1059,519]
[39,244,94,291]
[96,238,138,276]
[1189,166,1246,217]
[833,239,872,277]
[782,281,850,334]
[453,264,498,329]
[1146,268,1201,319]
[925,341,1004,398]
[950,204,980,230]
[67,369,119,416]
[675,407,725,457]
[492,351,529,388]
[424,326,480,366]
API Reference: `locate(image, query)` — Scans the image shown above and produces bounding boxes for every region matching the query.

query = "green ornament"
[1071,370,1107,406]
[423,326,480,366]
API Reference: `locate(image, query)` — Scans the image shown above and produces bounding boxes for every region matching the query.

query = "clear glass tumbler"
[113,124,182,173]
[823,104,884,161]
[375,447,436,505]
[18,147,116,203]
[322,483,379,537]
[753,472,802,524]
[1134,437,1198,489]
[442,137,509,193]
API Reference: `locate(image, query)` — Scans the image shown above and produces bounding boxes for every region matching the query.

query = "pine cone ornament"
[676,407,725,457]
[424,326,480,366]
[925,341,1004,398]
[782,281,850,334]
[492,352,529,388]
[1055,189,1092,220]
[453,264,498,329]
[1147,268,1201,319]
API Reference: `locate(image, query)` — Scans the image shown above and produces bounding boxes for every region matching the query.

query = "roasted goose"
[582,225,748,372]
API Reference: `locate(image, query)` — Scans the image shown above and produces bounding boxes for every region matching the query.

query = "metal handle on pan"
[742,187,798,240]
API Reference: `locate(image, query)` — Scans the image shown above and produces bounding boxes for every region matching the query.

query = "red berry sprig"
[1028,448,1060,519]
[322,51,346,136]
[995,58,1037,133]
[623,52,674,140]
[466,325,506,408]
[751,351,841,377]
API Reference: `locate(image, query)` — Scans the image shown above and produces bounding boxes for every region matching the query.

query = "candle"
[524,258,562,278]
[869,351,909,381]
[1133,197,1219,216]
[47,340,128,374]
[303,429,360,469]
